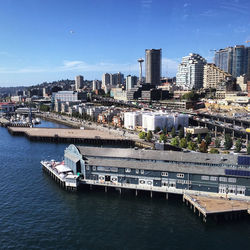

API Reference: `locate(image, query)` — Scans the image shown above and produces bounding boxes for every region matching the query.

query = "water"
[0,120,250,250]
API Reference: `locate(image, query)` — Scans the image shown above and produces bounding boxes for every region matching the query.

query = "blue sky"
[0,0,250,87]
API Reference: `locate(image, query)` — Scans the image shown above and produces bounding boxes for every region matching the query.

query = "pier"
[183,194,250,222]
[41,161,79,191]
[8,127,135,146]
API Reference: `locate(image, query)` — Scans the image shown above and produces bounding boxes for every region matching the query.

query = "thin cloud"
[200,9,217,17]
[0,57,179,77]
[220,1,250,14]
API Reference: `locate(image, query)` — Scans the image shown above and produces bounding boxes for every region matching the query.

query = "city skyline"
[0,0,250,87]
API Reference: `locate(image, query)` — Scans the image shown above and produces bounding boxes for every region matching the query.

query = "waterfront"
[1,120,250,249]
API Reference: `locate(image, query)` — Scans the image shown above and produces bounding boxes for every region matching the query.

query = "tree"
[180,138,187,148]
[210,148,219,154]
[224,134,233,150]
[139,131,146,139]
[199,140,208,153]
[155,126,161,133]
[215,138,221,148]
[146,131,153,142]
[205,133,212,146]
[186,133,192,142]
[171,137,179,147]
[179,127,184,139]
[159,133,167,143]
[197,134,202,144]
[163,126,167,135]
[235,139,242,153]
[247,144,250,155]
[187,141,197,151]
[171,127,176,138]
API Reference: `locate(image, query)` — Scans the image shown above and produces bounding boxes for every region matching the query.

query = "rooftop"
[77,146,238,166]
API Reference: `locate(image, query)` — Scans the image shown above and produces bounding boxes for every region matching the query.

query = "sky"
[0,0,250,87]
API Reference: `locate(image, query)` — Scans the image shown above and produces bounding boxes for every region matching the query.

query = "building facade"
[75,75,84,91]
[215,45,250,79]
[176,53,207,90]
[126,75,138,90]
[203,63,232,89]
[145,49,162,86]
[64,145,250,198]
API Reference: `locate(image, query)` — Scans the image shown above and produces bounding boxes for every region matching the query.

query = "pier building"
[62,145,250,199]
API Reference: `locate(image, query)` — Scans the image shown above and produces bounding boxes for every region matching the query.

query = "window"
[125,168,131,173]
[139,180,145,184]
[210,176,218,181]
[136,169,139,174]
[140,170,144,174]
[92,166,96,171]
[201,176,209,181]
[86,166,90,171]
[228,178,236,183]
[219,177,227,182]
[161,172,168,177]
[177,173,184,178]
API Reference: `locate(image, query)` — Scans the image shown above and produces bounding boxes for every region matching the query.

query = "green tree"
[146,131,153,142]
[235,139,242,153]
[159,133,167,143]
[139,131,146,139]
[163,127,167,135]
[224,134,233,150]
[197,134,202,144]
[186,133,192,142]
[205,133,212,146]
[179,138,187,148]
[171,127,176,138]
[247,144,250,155]
[199,140,208,153]
[171,137,179,147]
[215,138,221,148]
[210,148,219,154]
[187,141,197,151]
[179,127,184,139]
[155,126,161,133]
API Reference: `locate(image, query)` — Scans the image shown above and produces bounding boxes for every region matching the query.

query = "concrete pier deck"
[8,127,134,146]
[183,194,250,221]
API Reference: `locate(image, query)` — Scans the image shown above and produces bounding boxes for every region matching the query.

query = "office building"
[102,73,111,88]
[176,53,206,90]
[215,45,250,78]
[75,75,84,91]
[126,75,138,90]
[145,49,162,85]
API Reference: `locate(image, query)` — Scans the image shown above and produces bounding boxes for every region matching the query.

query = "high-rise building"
[203,63,232,89]
[145,49,162,85]
[102,73,111,88]
[92,80,102,91]
[75,75,84,91]
[126,75,138,90]
[215,45,250,78]
[176,53,206,90]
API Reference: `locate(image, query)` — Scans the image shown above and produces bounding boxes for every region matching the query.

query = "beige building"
[203,63,232,89]
[185,126,208,135]
[236,75,247,92]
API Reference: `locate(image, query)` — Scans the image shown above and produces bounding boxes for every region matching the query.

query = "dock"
[183,194,250,222]
[41,161,79,191]
[8,127,135,146]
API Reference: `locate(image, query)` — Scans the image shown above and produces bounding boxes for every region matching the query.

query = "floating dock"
[8,127,135,146]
